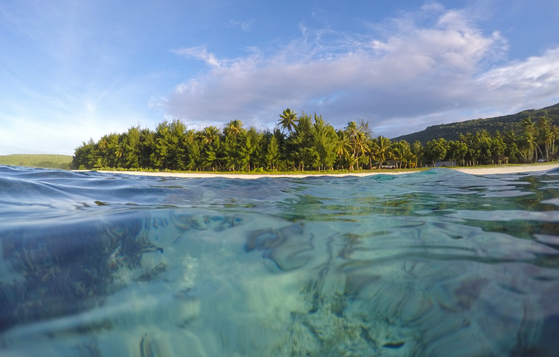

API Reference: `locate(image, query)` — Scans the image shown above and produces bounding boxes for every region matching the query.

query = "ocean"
[1,165,559,356]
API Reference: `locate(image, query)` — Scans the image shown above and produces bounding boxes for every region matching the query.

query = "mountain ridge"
[391,103,559,144]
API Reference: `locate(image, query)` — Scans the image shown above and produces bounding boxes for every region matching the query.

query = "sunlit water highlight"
[2,166,559,356]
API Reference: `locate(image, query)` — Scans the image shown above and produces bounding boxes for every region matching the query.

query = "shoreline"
[96,163,559,179]
[451,164,559,175]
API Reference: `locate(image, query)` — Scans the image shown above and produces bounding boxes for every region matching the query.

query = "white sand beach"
[452,164,559,175]
[97,163,559,179]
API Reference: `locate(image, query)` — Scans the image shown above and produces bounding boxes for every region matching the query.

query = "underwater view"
[2,165,559,356]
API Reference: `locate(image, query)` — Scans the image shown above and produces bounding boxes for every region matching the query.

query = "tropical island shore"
[96,163,559,179]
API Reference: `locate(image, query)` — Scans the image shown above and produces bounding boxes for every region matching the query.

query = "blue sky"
[1,0,558,155]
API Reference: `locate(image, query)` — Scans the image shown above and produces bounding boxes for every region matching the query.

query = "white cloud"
[475,47,559,107]
[229,20,252,31]
[164,4,559,138]
[172,46,221,67]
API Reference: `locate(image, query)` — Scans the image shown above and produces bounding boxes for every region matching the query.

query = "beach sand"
[452,164,559,175]
[98,163,559,179]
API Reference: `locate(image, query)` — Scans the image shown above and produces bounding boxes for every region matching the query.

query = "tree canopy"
[72,108,559,172]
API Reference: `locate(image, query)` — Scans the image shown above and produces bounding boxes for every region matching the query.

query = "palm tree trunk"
[537,144,543,160]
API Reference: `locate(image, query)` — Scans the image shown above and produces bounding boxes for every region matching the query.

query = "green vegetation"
[0,154,72,170]
[72,106,559,173]
[393,103,559,144]
[101,166,432,175]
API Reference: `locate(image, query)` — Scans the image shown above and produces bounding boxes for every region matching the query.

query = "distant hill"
[392,103,559,144]
[0,154,72,170]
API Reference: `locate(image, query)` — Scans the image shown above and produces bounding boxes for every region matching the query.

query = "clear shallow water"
[1,166,559,356]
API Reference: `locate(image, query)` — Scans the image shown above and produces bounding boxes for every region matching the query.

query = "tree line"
[72,110,559,172]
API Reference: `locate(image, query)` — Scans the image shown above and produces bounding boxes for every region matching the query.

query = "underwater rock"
[0,212,163,333]
[382,341,405,348]
[134,262,167,283]
[245,229,287,252]
[246,223,314,271]
[170,212,243,232]
[139,333,172,357]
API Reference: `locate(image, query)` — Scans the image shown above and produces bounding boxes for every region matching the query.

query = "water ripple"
[1,166,559,356]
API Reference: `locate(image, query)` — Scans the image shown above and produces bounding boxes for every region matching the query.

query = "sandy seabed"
[97,163,559,179]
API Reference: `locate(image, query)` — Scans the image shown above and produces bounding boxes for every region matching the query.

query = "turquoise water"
[1,166,559,356]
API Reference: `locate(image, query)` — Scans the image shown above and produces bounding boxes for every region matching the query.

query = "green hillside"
[392,103,559,144]
[0,154,73,170]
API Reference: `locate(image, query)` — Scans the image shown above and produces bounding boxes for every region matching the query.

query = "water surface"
[2,166,559,356]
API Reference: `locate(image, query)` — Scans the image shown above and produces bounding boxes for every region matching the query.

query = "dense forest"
[72,109,559,172]
[393,103,559,144]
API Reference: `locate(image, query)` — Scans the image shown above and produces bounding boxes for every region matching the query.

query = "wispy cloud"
[229,20,253,31]
[164,4,559,137]
[475,47,559,108]
[172,46,221,67]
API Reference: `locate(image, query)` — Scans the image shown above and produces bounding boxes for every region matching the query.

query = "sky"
[1,0,559,155]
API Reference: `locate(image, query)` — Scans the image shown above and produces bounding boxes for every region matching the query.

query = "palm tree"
[98,136,108,150]
[93,157,104,169]
[334,133,351,160]
[224,120,244,137]
[393,140,412,168]
[354,132,370,157]
[537,116,553,161]
[375,136,392,169]
[522,133,536,163]
[344,121,370,170]
[366,139,379,169]
[391,144,402,169]
[349,131,369,170]
[522,117,539,162]
[201,126,220,146]
[345,121,358,137]
[115,145,125,159]
[504,131,517,145]
[278,108,298,133]
[411,140,423,168]
[552,126,559,158]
